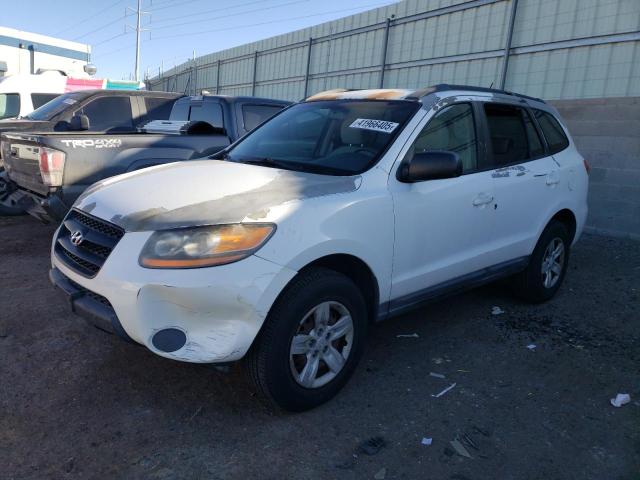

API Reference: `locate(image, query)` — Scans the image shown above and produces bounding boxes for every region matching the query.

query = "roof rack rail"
[429,84,545,104]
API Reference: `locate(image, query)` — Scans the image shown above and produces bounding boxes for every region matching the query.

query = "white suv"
[50,85,589,411]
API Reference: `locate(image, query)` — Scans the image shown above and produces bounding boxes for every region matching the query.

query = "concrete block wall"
[551,97,640,240]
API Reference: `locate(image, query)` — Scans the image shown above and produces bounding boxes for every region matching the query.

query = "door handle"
[472,192,494,207]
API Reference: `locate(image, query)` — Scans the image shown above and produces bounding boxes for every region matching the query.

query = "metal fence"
[147,0,640,101]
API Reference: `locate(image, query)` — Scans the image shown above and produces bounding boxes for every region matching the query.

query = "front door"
[388,102,496,311]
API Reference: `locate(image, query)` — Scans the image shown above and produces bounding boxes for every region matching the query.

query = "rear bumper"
[5,185,69,222]
[49,267,135,343]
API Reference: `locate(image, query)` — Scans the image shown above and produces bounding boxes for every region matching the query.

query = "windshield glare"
[26,92,85,121]
[227,100,419,175]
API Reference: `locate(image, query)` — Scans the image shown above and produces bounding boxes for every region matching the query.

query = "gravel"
[1,215,638,479]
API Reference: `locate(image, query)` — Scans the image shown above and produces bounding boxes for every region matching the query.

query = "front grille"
[55,209,124,278]
[67,277,112,307]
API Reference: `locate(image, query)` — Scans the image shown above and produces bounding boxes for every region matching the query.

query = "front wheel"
[246,267,367,412]
[512,220,571,303]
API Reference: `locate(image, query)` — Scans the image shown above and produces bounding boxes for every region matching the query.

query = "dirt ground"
[1,215,638,480]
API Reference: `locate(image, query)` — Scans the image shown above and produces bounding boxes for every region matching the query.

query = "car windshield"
[225,100,420,175]
[26,92,87,121]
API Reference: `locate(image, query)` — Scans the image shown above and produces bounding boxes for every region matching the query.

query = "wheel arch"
[549,208,577,243]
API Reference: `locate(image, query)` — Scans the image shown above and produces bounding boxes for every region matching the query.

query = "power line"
[148,0,208,13]
[54,0,127,36]
[149,0,266,26]
[92,31,130,47]
[151,0,310,31]
[149,1,395,42]
[72,14,128,41]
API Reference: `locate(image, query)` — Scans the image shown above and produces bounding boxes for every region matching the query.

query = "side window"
[242,104,283,132]
[523,109,545,158]
[77,96,134,132]
[189,102,223,128]
[31,93,58,109]
[534,109,570,154]
[407,103,478,173]
[484,103,536,166]
[144,97,176,121]
[0,93,20,119]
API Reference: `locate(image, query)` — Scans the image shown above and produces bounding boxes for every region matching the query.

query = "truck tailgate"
[2,136,48,196]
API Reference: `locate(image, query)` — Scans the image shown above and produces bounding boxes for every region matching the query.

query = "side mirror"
[397,150,462,183]
[70,114,90,131]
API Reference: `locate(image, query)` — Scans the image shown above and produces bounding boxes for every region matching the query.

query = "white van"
[0,71,144,120]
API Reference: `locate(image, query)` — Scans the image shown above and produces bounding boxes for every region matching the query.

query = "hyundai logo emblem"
[70,231,84,246]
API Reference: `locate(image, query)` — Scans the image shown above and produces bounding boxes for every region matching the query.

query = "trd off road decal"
[349,118,399,133]
[60,139,123,149]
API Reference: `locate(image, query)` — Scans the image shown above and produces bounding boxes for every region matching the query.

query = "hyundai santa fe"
[49,84,589,411]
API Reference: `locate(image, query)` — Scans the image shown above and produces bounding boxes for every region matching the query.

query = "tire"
[512,220,571,303]
[0,169,25,216]
[246,267,368,412]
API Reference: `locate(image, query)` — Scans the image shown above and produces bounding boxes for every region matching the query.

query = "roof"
[305,85,545,104]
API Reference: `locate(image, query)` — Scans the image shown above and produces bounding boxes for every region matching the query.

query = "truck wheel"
[0,170,25,216]
[246,267,367,412]
[512,220,570,303]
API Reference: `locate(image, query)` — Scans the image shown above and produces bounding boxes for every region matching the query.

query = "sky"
[5,0,399,80]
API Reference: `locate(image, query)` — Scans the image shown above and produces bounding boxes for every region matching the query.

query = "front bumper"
[51,230,297,363]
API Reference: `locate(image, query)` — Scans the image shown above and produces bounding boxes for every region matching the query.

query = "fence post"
[216,59,221,94]
[251,50,259,96]
[499,0,518,89]
[379,17,391,89]
[303,37,313,98]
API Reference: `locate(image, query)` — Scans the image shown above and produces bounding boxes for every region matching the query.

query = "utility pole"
[126,0,149,82]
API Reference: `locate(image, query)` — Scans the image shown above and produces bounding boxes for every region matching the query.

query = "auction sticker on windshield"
[349,118,399,133]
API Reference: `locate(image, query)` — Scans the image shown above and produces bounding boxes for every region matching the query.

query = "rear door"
[481,101,559,263]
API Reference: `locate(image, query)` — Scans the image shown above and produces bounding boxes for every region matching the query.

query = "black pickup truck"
[0,89,182,215]
[2,94,290,221]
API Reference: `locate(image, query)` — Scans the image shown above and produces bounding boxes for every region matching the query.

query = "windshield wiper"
[237,157,295,171]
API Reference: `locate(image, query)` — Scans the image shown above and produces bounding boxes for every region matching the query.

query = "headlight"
[139,223,275,269]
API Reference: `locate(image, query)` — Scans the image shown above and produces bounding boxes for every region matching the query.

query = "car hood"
[75,160,361,232]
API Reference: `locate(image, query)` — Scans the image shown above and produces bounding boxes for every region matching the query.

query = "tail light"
[39,147,66,186]
[583,158,591,175]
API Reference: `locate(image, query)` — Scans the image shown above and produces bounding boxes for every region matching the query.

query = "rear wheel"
[246,267,367,412]
[512,220,570,303]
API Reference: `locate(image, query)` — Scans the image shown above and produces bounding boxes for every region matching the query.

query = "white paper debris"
[429,372,446,379]
[491,306,504,315]
[396,333,419,338]
[431,382,457,398]
[526,344,537,350]
[374,467,387,480]
[610,393,631,407]
[421,437,433,446]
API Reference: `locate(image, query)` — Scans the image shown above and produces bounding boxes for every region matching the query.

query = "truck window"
[242,104,283,131]
[189,102,223,128]
[77,96,134,132]
[0,93,20,119]
[31,93,59,109]
[144,97,175,121]
[533,109,570,154]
